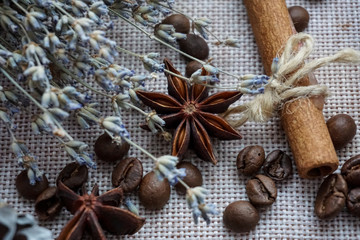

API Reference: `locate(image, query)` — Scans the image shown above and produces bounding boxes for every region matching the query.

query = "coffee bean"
[56,162,88,191]
[178,34,209,61]
[237,145,265,176]
[35,187,62,221]
[263,150,292,181]
[347,188,360,217]
[185,61,203,77]
[16,170,49,200]
[288,6,310,32]
[139,171,170,210]
[185,61,220,82]
[94,133,130,162]
[315,174,348,219]
[327,114,357,150]
[246,174,277,207]
[341,154,360,187]
[161,14,190,34]
[175,162,203,195]
[223,200,259,233]
[112,157,143,193]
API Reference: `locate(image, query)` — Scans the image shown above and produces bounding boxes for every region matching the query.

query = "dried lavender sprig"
[110,9,258,82]
[48,54,166,133]
[0,110,43,184]
[151,1,240,47]
[0,67,96,168]
[116,45,268,94]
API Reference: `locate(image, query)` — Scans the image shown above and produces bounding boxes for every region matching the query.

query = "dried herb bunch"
[0,0,270,231]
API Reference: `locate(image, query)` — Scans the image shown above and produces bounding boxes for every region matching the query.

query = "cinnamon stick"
[243,0,338,178]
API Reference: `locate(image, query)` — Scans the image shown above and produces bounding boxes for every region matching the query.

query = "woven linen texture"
[1,0,359,239]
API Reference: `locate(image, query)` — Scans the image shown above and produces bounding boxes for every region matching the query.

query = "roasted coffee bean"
[112,157,143,193]
[223,200,259,233]
[237,145,265,176]
[175,162,203,195]
[16,170,49,200]
[288,6,310,32]
[161,14,190,34]
[315,174,348,219]
[341,154,360,187]
[263,150,292,181]
[246,174,277,207]
[347,188,360,217]
[178,34,209,61]
[327,114,357,150]
[185,61,203,77]
[139,171,170,210]
[94,133,130,162]
[35,187,63,221]
[56,162,88,191]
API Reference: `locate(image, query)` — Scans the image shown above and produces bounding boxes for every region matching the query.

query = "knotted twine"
[224,33,360,127]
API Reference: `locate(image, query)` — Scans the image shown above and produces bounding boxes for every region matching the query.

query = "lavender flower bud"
[224,38,241,48]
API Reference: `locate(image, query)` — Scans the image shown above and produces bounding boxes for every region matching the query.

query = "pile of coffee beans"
[236,146,293,181]
[314,154,360,219]
[15,132,146,221]
[15,162,89,220]
[224,146,292,233]
[342,154,360,217]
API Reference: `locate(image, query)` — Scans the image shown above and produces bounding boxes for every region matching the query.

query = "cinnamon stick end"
[281,98,339,179]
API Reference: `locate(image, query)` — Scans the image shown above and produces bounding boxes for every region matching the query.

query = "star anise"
[136,58,242,164]
[56,182,145,240]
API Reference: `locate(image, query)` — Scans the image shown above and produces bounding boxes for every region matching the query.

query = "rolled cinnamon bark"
[243,0,338,178]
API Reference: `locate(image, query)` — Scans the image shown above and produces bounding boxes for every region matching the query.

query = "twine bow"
[224,33,360,127]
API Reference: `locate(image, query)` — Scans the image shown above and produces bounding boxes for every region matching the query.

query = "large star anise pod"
[56,182,145,240]
[136,58,242,164]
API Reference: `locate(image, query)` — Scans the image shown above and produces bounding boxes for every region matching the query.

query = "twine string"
[224,33,360,127]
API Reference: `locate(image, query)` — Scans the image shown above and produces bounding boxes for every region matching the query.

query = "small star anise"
[56,182,145,240]
[136,58,242,164]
